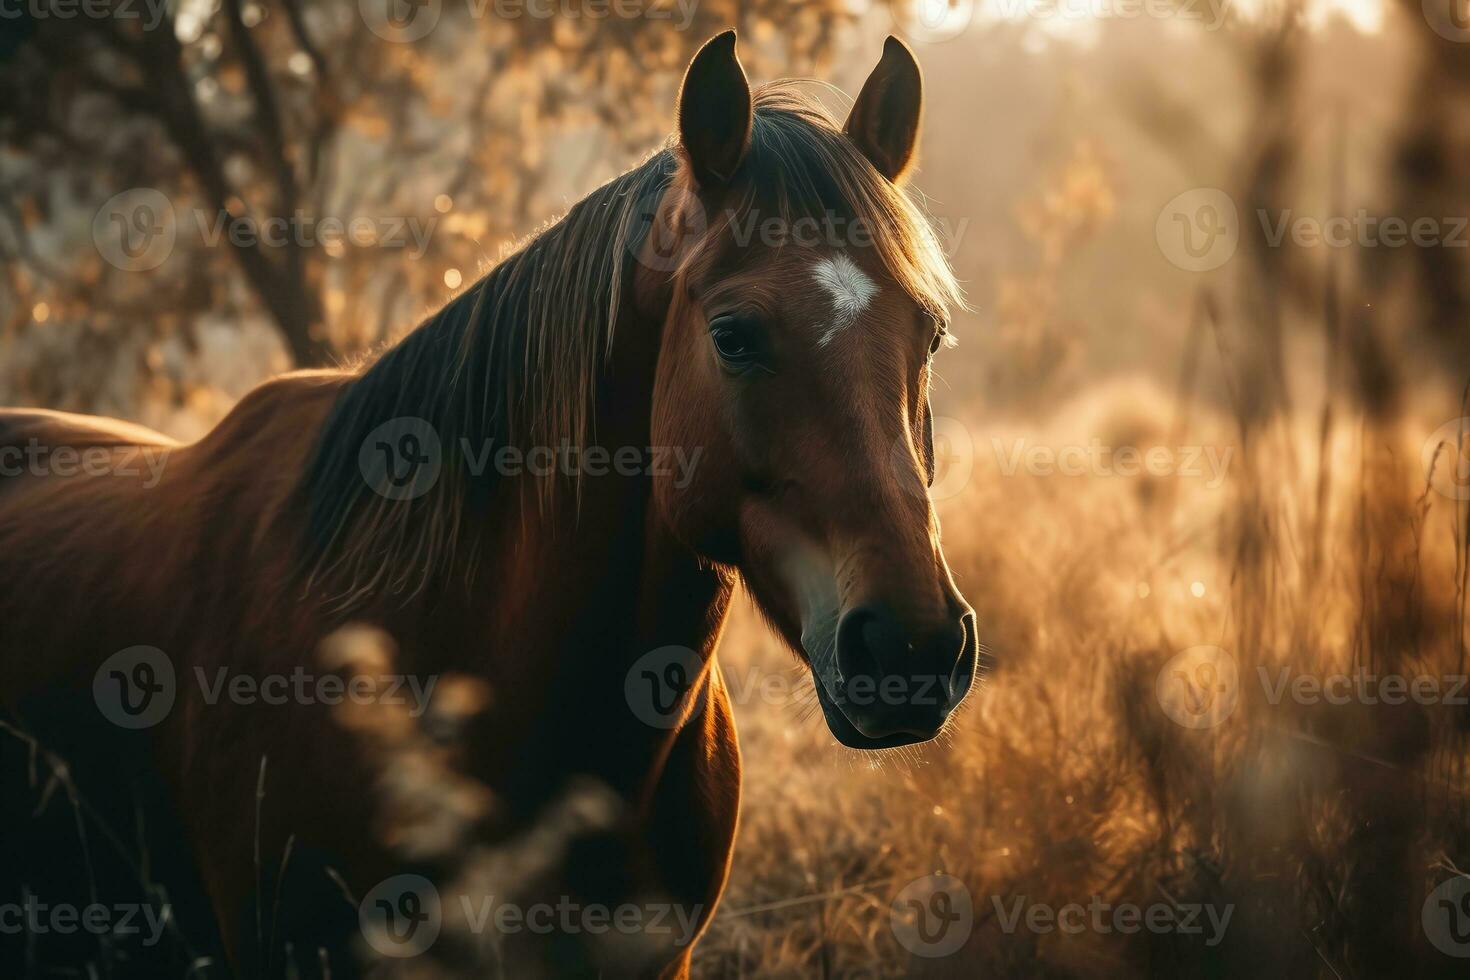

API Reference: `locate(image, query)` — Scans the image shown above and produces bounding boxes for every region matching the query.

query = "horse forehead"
[810,253,879,348]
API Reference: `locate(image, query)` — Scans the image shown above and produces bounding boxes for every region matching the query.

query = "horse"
[0,31,978,978]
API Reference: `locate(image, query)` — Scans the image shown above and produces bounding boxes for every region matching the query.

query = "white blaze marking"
[812,255,877,346]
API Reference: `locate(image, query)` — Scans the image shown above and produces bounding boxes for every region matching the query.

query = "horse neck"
[404,299,732,800]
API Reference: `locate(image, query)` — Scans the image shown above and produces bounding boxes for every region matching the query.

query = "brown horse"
[0,31,977,979]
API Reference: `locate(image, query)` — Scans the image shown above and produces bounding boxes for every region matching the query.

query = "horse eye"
[709,314,763,368]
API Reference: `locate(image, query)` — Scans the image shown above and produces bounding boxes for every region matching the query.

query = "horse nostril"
[835,605,905,684]
[830,603,975,739]
[947,625,977,705]
[924,619,967,700]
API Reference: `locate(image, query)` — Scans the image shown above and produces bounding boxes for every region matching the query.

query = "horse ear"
[844,36,923,183]
[678,30,752,189]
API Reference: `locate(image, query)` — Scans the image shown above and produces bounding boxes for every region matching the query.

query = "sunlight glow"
[976,0,1385,35]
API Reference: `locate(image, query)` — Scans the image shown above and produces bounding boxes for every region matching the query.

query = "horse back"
[0,408,173,491]
[0,406,176,450]
[0,372,349,693]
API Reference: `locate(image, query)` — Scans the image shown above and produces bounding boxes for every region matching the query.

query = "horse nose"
[834,603,970,737]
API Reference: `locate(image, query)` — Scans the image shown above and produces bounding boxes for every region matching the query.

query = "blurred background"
[4,0,1470,975]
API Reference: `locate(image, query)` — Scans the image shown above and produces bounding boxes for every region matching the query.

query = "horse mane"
[297,80,963,607]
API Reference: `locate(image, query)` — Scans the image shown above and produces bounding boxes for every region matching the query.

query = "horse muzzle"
[809,599,978,750]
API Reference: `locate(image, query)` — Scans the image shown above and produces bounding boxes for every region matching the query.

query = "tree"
[0,0,857,413]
